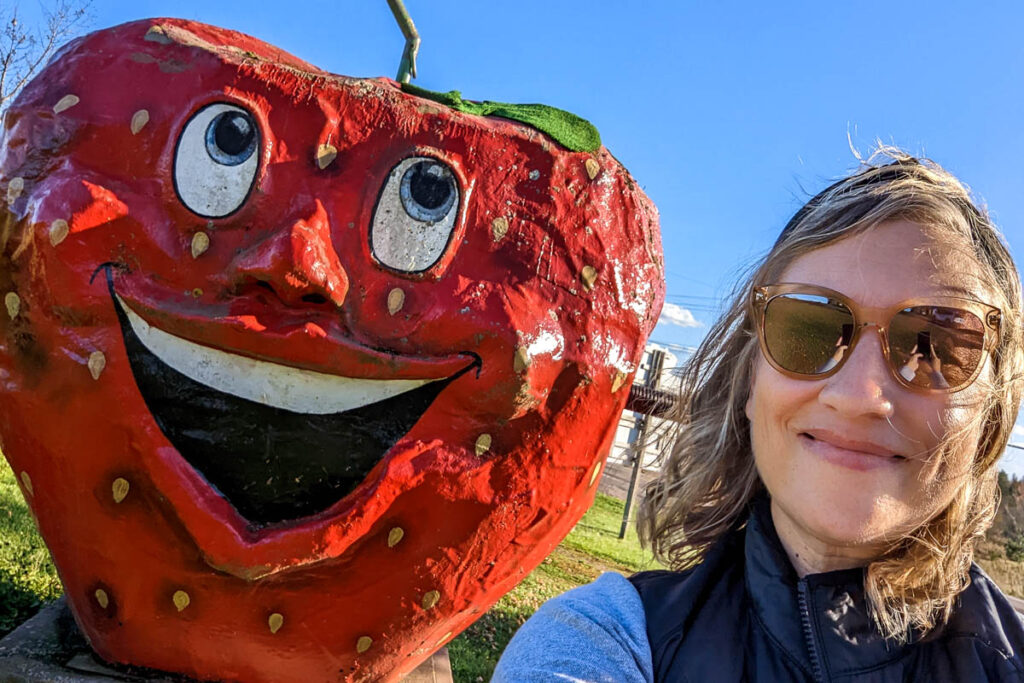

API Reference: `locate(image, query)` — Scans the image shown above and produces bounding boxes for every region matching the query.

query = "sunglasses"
[751,283,1001,393]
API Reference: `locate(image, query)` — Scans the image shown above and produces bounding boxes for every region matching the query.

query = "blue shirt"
[492,572,653,682]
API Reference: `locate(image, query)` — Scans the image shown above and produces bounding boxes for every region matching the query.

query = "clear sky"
[28,1,1024,471]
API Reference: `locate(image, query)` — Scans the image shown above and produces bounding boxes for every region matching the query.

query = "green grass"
[0,457,659,681]
[0,458,62,636]
[448,491,663,681]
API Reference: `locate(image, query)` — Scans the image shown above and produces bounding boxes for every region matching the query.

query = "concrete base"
[0,599,452,682]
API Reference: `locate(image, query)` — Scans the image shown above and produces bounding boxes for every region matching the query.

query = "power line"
[647,339,697,354]
[664,293,723,301]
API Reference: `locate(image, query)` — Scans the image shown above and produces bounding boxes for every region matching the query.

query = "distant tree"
[0,1,91,112]
[999,469,1012,498]
[1007,535,1024,563]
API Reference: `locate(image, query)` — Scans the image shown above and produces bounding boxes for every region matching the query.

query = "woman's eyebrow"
[926,284,988,299]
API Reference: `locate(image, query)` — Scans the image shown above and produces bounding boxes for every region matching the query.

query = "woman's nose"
[228,199,349,309]
[817,327,895,419]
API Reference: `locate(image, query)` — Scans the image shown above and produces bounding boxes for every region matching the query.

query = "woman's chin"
[775,490,912,556]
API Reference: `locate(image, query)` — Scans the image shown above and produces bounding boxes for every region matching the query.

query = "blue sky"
[30,1,1024,472]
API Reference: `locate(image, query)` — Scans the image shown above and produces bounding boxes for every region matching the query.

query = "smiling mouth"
[801,432,905,460]
[108,282,477,527]
[800,432,907,470]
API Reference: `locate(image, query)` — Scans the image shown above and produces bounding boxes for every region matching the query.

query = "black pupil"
[214,112,254,156]
[409,162,452,209]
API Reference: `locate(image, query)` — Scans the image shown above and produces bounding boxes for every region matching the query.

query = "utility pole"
[619,348,666,539]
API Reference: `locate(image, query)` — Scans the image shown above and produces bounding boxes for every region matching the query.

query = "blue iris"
[205,111,257,167]
[400,160,456,222]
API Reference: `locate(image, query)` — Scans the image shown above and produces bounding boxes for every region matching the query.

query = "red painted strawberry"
[0,18,663,682]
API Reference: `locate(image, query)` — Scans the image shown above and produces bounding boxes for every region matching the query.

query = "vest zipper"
[797,579,826,682]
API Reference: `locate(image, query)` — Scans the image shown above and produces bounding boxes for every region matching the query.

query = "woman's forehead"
[777,220,990,305]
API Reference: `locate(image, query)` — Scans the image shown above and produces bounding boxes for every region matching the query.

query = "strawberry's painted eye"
[174,103,260,218]
[371,157,460,273]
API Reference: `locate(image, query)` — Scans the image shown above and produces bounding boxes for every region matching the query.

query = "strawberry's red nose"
[229,199,349,309]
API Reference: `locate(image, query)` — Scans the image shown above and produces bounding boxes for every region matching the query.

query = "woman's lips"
[799,430,904,472]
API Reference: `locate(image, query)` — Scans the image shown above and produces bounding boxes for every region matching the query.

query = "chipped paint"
[593,332,635,375]
[144,25,174,44]
[612,261,654,322]
[513,346,530,373]
[525,330,564,362]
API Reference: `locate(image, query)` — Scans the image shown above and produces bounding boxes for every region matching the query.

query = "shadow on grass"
[449,607,529,682]
[571,522,641,541]
[0,570,49,638]
[0,464,63,639]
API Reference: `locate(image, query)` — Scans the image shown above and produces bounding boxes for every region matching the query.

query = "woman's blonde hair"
[638,147,1024,641]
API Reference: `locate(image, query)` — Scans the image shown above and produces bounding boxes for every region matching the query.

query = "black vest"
[630,497,1024,682]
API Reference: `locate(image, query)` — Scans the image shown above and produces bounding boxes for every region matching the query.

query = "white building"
[608,343,691,471]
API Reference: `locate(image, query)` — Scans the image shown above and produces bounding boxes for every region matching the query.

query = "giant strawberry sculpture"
[0,17,663,682]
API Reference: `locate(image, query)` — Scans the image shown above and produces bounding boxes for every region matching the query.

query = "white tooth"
[117,296,435,414]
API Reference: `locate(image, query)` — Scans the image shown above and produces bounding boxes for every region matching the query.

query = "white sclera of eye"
[174,103,259,218]
[371,157,460,273]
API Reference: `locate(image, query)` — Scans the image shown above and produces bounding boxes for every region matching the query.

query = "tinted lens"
[888,306,986,390]
[763,294,855,375]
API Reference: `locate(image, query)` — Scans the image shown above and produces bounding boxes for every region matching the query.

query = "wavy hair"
[638,147,1024,641]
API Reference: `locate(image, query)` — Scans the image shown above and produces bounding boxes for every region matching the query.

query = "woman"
[493,151,1024,682]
